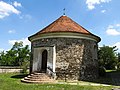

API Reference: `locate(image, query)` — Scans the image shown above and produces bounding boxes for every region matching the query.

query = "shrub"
[99,66,106,77]
[117,62,120,70]
[21,60,29,74]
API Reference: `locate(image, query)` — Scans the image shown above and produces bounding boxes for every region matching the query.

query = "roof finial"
[63,8,66,16]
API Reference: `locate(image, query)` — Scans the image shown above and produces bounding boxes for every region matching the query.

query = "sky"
[0,0,120,52]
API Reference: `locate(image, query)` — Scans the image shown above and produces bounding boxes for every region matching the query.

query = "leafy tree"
[18,45,30,69]
[5,50,17,66]
[0,41,30,68]
[0,51,7,66]
[117,53,120,70]
[98,45,118,69]
[11,41,23,51]
[118,53,120,62]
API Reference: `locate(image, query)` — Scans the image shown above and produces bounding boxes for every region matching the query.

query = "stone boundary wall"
[0,67,29,73]
[0,68,22,73]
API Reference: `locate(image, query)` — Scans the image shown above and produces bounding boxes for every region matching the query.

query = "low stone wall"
[0,67,29,73]
[0,68,22,73]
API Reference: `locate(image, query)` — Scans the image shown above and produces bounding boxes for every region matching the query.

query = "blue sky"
[0,0,120,52]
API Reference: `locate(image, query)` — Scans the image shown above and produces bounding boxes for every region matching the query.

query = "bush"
[117,62,120,70]
[21,60,29,74]
[99,66,106,77]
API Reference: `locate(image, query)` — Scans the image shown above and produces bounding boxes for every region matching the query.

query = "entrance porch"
[32,46,56,78]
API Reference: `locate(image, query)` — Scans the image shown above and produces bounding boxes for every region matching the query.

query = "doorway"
[41,50,47,72]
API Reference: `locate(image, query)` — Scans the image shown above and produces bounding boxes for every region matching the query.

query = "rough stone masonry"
[28,15,101,81]
[31,37,99,80]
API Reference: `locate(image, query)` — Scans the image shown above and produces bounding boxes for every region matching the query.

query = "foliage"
[98,66,106,77]
[118,53,120,62]
[98,45,118,69]
[117,62,120,70]
[21,59,30,73]
[0,42,30,69]
[117,53,120,70]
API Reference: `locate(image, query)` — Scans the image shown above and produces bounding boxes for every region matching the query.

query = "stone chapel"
[22,15,101,83]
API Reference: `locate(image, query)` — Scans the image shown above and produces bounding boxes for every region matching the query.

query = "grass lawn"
[0,73,118,90]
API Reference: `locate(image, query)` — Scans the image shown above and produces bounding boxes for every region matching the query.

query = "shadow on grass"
[85,70,120,86]
[11,74,28,79]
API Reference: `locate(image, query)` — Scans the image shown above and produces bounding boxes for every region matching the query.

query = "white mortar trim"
[53,46,56,72]
[33,46,56,73]
[30,32,99,42]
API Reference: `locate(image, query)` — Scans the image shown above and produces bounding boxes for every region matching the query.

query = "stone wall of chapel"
[32,38,98,80]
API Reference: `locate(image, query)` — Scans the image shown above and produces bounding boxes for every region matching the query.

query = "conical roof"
[29,15,101,42]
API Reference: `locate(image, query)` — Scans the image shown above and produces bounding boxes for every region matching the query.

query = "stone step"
[29,79,53,81]
[30,74,51,79]
[29,76,50,80]
[24,77,51,81]
[27,75,32,78]
[33,73,45,75]
[21,78,55,84]
[21,72,55,83]
[31,74,49,77]
[31,73,48,76]
[26,75,51,80]
[24,77,30,80]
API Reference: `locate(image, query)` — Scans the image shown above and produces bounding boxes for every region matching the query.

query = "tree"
[117,53,120,70]
[11,41,23,51]
[0,41,30,67]
[118,53,120,62]
[5,50,17,66]
[17,45,30,70]
[0,51,7,66]
[98,45,118,69]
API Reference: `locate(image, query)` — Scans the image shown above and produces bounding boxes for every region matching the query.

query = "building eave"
[28,32,101,43]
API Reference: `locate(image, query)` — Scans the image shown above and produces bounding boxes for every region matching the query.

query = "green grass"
[106,70,116,72]
[0,73,117,90]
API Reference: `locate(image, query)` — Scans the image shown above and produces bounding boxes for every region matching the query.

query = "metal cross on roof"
[63,8,66,16]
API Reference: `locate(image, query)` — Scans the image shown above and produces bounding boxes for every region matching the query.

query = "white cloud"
[0,1,20,19]
[106,29,120,36]
[108,25,114,28]
[8,30,16,34]
[13,1,21,7]
[8,38,31,47]
[101,10,106,13]
[106,24,120,36]
[86,0,111,10]
[116,24,120,27]
[19,14,32,20]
